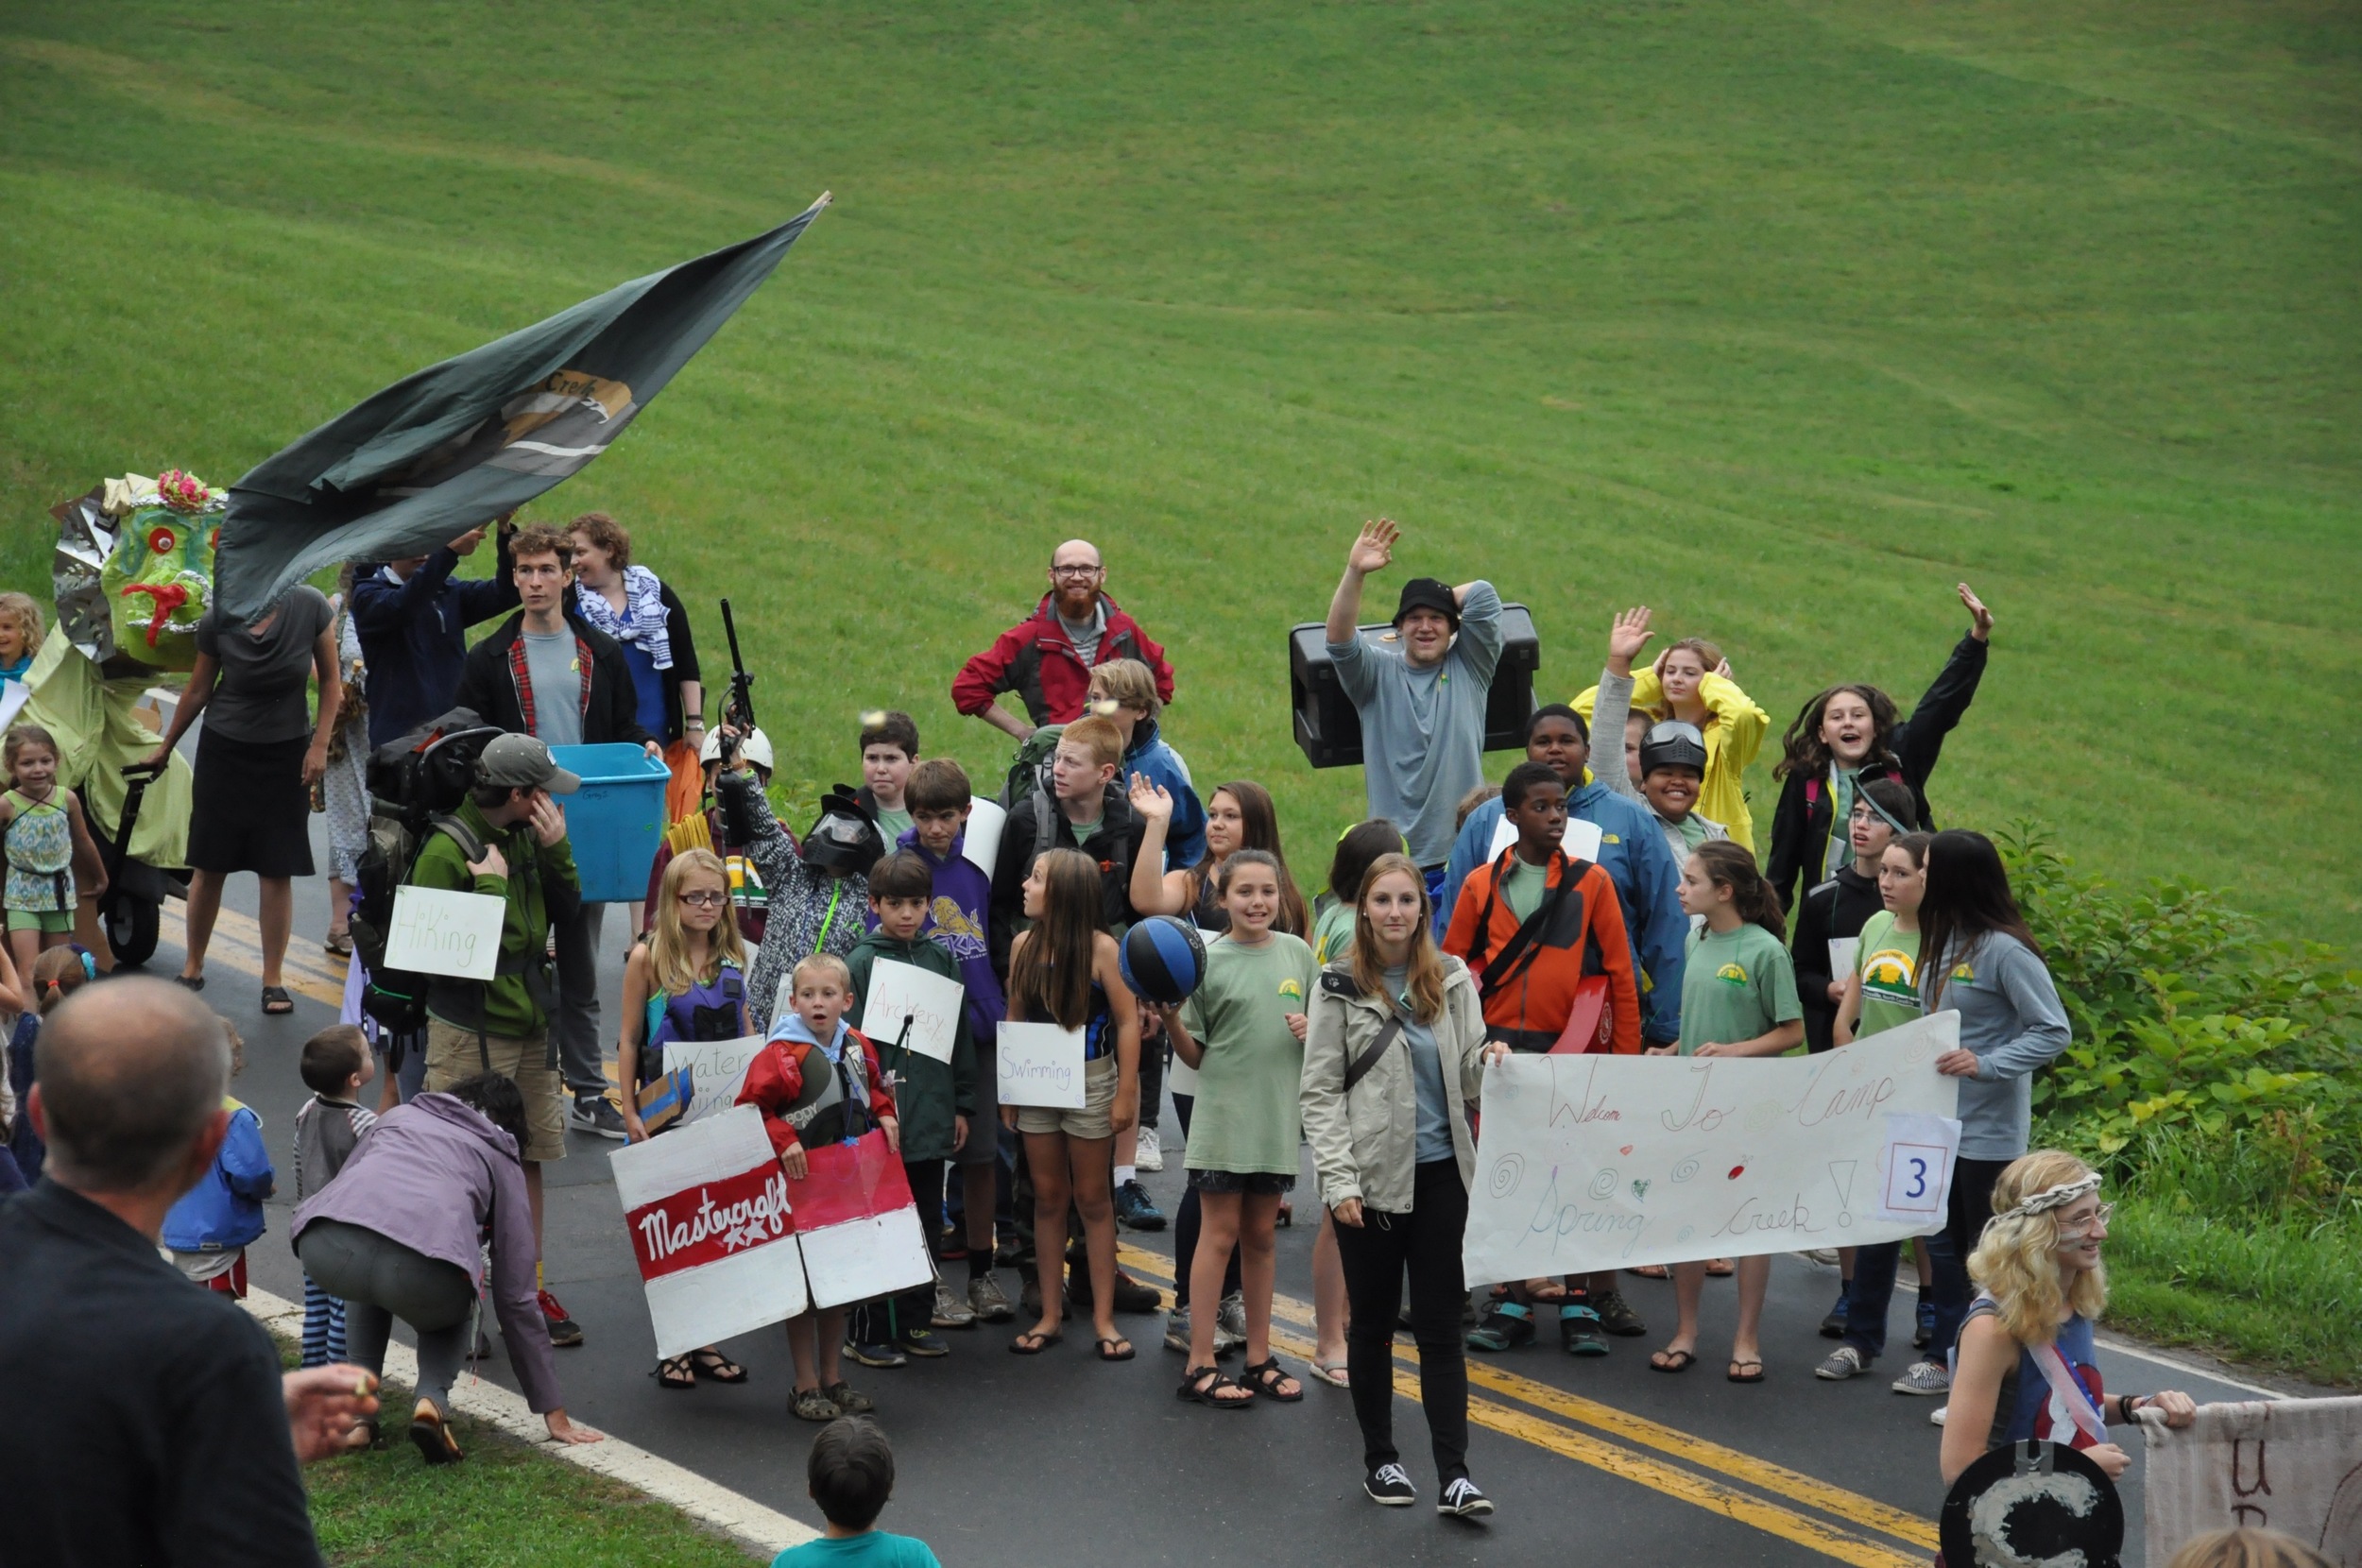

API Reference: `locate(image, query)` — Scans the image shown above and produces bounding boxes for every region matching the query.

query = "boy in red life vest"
[1442,760,1642,1358]
[736,952,899,1424]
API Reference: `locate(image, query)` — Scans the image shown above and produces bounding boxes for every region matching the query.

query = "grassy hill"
[3,0,2355,929]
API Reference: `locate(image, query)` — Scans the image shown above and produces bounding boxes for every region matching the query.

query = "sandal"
[1307,1359,1350,1389]
[174,974,205,993]
[324,931,353,958]
[1650,1348,1697,1373]
[1705,1258,1736,1277]
[1243,1356,1303,1403]
[1175,1365,1255,1408]
[687,1347,746,1384]
[791,1387,840,1423]
[1727,1359,1766,1384]
[1626,1264,1669,1279]
[1008,1328,1064,1355]
[262,985,294,1015]
[653,1355,696,1390]
[1275,1200,1293,1228]
[1095,1336,1136,1363]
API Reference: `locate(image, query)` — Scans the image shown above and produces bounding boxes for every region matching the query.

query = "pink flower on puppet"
[153,469,214,514]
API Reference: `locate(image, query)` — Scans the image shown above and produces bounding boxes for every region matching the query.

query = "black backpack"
[349,709,501,1033]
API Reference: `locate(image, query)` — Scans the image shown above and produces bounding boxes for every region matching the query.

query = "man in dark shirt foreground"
[0,978,379,1568]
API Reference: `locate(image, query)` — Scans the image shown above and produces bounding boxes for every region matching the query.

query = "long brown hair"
[1773,683,1903,781]
[1009,848,1103,1031]
[1190,780,1308,936]
[1916,829,2043,1008]
[1347,853,1446,1024]
[1689,842,1788,942]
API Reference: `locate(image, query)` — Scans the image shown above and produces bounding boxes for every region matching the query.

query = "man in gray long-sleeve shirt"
[1325,519,1503,879]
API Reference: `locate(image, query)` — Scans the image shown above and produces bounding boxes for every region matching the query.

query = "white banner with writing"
[2142,1395,2362,1566]
[383,886,506,981]
[1463,1013,1961,1283]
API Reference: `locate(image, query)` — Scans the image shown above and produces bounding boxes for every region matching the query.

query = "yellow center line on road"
[1118,1243,1933,1563]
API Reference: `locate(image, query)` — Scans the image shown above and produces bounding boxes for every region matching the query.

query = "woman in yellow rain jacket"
[1575,638,1768,851]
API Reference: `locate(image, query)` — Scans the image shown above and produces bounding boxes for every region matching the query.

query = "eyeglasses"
[678,891,728,909]
[1051,564,1104,578]
[2056,1202,2114,1238]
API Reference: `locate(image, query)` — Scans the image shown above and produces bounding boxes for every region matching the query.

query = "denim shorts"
[1186,1168,1295,1196]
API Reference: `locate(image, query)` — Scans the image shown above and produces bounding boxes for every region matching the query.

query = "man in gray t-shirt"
[519,628,583,748]
[1324,519,1503,880]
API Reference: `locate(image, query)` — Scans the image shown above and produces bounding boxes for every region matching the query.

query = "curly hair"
[566,511,631,571]
[1967,1150,2109,1348]
[1773,683,1903,782]
[0,592,45,662]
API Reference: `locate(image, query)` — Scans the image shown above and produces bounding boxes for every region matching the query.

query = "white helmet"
[699,726,775,772]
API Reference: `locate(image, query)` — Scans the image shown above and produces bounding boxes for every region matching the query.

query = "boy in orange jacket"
[1442,760,1643,1357]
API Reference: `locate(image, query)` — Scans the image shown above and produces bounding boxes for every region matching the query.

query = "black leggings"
[1332,1159,1470,1484]
[1170,1093,1241,1310]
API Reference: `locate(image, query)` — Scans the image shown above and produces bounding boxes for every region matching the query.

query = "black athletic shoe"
[1820,1284,1851,1338]
[1560,1304,1609,1357]
[1438,1477,1495,1518]
[1365,1463,1416,1507]
[1592,1288,1648,1338]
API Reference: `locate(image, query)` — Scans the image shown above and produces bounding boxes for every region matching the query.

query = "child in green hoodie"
[845,850,979,1366]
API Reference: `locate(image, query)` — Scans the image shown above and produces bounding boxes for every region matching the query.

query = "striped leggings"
[300,1272,349,1368]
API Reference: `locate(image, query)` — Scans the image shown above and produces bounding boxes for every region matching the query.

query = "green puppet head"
[94,472,221,671]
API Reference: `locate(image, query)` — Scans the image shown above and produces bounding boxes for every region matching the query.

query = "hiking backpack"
[348,708,501,1033]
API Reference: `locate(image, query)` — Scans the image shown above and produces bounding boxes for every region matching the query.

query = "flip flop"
[1727,1359,1766,1384]
[174,974,205,992]
[1705,1258,1736,1277]
[323,932,353,958]
[1008,1329,1064,1355]
[1626,1264,1669,1279]
[1307,1359,1350,1389]
[1095,1336,1136,1362]
[262,985,294,1014]
[1650,1348,1697,1373]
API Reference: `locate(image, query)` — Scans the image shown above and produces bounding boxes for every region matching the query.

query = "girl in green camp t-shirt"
[1651,842,1803,1385]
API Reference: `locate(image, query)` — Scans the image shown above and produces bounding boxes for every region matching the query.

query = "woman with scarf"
[567,513,705,820]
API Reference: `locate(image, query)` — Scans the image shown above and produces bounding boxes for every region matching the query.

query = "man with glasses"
[953,540,1175,741]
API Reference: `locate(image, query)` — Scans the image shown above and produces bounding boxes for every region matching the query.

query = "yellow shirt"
[1574,669,1768,851]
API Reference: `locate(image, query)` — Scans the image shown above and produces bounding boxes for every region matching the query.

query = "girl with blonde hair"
[617,847,751,1389]
[1940,1150,2197,1488]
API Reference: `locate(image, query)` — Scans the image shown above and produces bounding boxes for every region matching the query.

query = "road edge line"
[241,1285,817,1558]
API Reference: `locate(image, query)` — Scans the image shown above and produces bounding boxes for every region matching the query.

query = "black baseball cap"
[1392,577,1460,631]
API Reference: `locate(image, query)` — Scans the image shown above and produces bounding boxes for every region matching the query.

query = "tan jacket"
[1299,956,1487,1214]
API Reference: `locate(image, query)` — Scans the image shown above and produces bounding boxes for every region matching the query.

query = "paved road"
[150,818,2279,1567]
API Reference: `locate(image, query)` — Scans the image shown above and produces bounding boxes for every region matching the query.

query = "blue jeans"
[1840,1241,1905,1360]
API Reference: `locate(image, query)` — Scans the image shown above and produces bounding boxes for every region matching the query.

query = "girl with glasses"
[617,847,754,1389]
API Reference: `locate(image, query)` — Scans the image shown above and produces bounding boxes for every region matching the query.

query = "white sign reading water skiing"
[1463,1013,1961,1284]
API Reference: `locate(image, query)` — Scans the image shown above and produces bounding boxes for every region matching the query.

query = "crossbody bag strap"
[1342,1003,1415,1095]
[1478,852,1579,996]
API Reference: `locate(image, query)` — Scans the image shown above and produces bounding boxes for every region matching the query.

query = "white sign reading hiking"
[382,886,506,982]
[1462,1013,1962,1284]
[858,959,964,1066]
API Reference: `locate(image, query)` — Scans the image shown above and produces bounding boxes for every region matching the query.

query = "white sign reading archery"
[961,798,1006,879]
[997,1022,1086,1109]
[1488,812,1603,865]
[382,886,506,982]
[859,959,964,1065]
[1463,1013,1962,1284]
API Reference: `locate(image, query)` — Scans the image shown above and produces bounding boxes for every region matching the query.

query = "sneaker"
[1164,1306,1194,1354]
[1364,1462,1417,1507]
[1438,1476,1495,1518]
[932,1283,977,1329]
[1820,1284,1852,1338]
[538,1288,583,1348]
[1891,1359,1951,1396]
[1560,1303,1608,1357]
[968,1275,1016,1323]
[897,1326,950,1359]
[1930,1404,1948,1426]
[1815,1345,1870,1381]
[1466,1303,1535,1353]
[1214,1291,1247,1355]
[570,1095,627,1141]
[1914,1298,1936,1350]
[847,1340,908,1370]
[1114,1179,1168,1233]
[1136,1126,1164,1173]
[1592,1288,1647,1338]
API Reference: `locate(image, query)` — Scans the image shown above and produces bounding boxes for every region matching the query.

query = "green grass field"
[3,0,2357,931]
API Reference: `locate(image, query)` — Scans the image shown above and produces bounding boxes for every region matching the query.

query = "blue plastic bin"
[550,743,672,904]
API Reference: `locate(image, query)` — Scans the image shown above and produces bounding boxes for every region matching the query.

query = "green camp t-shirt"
[1500,857,1549,922]
[1678,922,1802,1055]
[1852,910,1923,1040]
[1311,898,1356,967]
[872,804,914,846]
[1178,931,1317,1175]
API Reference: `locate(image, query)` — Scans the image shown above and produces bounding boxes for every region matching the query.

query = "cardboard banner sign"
[859,959,964,1066]
[1462,1013,1961,1284]
[961,798,1006,879]
[2141,1395,2362,1565]
[608,1106,807,1358]
[790,1130,933,1309]
[998,1022,1086,1109]
[382,886,505,981]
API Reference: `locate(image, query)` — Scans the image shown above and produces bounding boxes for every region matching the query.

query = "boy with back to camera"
[845,850,979,1362]
[772,1417,942,1568]
[897,759,1015,1321]
[292,1025,379,1366]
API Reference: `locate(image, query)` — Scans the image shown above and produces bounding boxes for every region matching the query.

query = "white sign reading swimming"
[382,886,506,982]
[997,1023,1086,1110]
[1462,1013,1962,1284]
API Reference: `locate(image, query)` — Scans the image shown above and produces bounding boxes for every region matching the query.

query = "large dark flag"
[215,193,830,620]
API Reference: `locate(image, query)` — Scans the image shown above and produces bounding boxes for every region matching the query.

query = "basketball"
[1120,916,1207,1006]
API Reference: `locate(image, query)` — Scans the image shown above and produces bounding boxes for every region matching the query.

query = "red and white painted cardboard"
[789,1130,934,1309]
[610,1105,807,1358]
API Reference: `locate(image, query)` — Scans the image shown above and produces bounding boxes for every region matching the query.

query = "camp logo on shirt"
[1951,962,1976,982]
[1861,946,1919,1009]
[1277,977,1304,1001]
[1715,962,1750,987]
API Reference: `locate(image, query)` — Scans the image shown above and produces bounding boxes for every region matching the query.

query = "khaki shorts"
[423,1018,567,1164]
[1014,1054,1118,1141]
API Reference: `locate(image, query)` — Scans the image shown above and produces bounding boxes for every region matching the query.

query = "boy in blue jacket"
[894,758,1016,1324]
[163,1018,275,1298]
